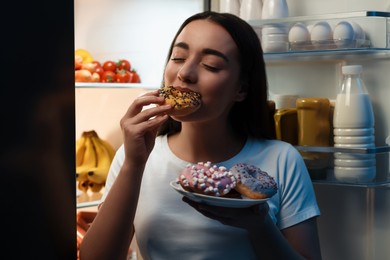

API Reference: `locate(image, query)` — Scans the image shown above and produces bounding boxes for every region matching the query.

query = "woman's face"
[164,19,245,122]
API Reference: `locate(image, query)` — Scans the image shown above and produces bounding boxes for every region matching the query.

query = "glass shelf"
[262,48,390,62]
[75,82,159,90]
[248,10,390,61]
[76,189,103,209]
[295,145,390,154]
[249,11,390,26]
[294,145,390,188]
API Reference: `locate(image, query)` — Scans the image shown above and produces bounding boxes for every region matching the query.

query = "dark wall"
[0,0,76,259]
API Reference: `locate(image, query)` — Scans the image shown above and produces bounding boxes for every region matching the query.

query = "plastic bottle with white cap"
[333,65,376,183]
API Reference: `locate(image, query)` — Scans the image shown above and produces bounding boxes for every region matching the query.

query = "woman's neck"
[167,121,246,163]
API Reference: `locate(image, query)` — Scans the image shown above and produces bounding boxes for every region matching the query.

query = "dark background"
[1,0,76,259]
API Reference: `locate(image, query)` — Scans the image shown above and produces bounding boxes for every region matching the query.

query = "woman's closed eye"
[171,57,185,62]
[171,57,221,72]
[202,63,221,72]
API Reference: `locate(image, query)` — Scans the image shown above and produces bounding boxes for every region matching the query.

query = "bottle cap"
[342,65,362,75]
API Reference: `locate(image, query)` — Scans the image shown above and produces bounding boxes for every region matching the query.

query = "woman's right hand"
[120,90,172,165]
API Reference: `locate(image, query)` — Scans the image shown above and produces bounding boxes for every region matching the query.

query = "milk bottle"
[333,65,376,183]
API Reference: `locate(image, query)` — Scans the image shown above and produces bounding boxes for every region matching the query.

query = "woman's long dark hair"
[157,11,273,140]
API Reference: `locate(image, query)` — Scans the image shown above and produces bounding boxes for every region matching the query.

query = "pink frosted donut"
[230,163,277,199]
[178,161,237,197]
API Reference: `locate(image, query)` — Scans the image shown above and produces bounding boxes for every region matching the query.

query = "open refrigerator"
[75,0,390,259]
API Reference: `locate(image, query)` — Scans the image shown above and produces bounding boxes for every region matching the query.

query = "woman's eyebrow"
[174,41,189,50]
[173,41,229,62]
[203,48,229,62]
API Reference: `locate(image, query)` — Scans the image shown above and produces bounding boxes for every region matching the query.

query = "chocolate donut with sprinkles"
[178,161,237,197]
[230,163,277,199]
[159,86,201,116]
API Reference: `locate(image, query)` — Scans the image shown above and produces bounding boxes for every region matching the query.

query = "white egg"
[333,21,355,48]
[350,21,365,40]
[333,21,355,40]
[288,22,310,43]
[310,21,333,42]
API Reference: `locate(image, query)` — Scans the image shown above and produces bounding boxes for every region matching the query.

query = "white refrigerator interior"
[75,0,390,259]
[75,0,204,146]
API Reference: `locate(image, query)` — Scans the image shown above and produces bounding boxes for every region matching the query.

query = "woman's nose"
[177,62,197,83]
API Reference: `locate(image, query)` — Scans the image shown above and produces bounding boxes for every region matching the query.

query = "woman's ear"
[234,86,247,102]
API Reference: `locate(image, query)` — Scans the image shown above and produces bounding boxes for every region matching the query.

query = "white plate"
[170,181,268,208]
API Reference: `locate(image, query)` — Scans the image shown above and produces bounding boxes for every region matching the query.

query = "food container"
[249,11,390,52]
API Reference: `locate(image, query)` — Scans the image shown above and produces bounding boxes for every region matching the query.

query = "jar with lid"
[260,0,289,53]
[333,65,376,183]
[240,0,262,21]
[261,0,289,19]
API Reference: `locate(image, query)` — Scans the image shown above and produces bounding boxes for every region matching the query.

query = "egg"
[310,21,333,42]
[288,22,310,43]
[333,21,355,40]
[350,21,366,40]
[333,21,355,48]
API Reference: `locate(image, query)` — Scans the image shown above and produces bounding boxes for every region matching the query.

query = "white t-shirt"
[102,135,320,260]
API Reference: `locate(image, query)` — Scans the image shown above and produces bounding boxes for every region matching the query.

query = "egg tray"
[289,38,371,51]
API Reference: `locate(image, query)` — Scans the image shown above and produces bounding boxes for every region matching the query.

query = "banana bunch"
[76,130,116,193]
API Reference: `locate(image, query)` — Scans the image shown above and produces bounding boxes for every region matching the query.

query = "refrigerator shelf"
[75,82,159,90]
[294,145,390,187]
[295,145,390,154]
[249,10,390,55]
[249,11,390,25]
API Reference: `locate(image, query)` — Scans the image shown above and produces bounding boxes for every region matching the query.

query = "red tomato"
[102,61,117,73]
[101,70,116,83]
[129,70,141,83]
[92,60,102,68]
[115,69,131,83]
[117,59,131,71]
[94,66,104,78]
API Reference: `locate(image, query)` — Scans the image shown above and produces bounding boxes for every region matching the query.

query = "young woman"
[80,11,322,260]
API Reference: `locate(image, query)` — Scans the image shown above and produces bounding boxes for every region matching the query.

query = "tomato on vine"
[117,59,131,72]
[116,69,131,83]
[101,70,116,83]
[129,69,141,83]
[102,60,117,73]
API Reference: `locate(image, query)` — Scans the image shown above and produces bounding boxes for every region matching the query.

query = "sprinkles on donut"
[230,163,277,199]
[159,86,201,116]
[178,161,237,197]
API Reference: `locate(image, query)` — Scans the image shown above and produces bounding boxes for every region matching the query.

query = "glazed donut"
[230,163,277,199]
[178,161,237,197]
[159,86,201,116]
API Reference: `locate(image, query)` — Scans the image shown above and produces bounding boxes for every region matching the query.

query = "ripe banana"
[87,135,113,184]
[88,181,104,193]
[96,138,116,160]
[75,130,115,193]
[77,179,90,193]
[76,134,97,183]
[75,135,87,167]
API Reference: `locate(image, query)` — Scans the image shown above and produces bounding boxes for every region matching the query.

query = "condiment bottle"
[260,0,289,53]
[333,65,376,183]
[296,97,331,180]
[274,108,298,145]
[261,0,289,19]
[297,97,331,147]
[240,0,262,21]
[219,0,241,16]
